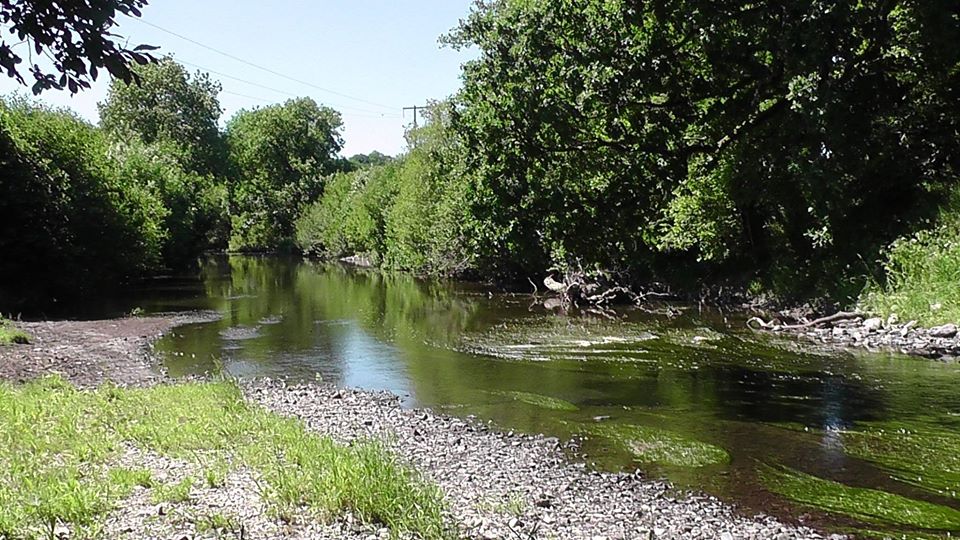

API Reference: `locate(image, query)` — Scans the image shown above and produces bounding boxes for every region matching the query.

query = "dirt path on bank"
[0,313,217,386]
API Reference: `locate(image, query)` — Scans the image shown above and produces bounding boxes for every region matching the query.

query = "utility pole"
[403,105,427,129]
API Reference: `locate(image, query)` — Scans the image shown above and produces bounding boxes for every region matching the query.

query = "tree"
[99,57,230,267]
[99,57,226,177]
[227,97,344,251]
[448,0,960,296]
[0,0,157,94]
[349,151,394,168]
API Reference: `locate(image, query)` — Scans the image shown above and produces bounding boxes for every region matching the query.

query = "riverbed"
[90,256,960,537]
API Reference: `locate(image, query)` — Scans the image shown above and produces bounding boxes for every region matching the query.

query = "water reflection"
[143,255,960,536]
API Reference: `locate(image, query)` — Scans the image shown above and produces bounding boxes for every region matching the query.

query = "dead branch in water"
[747,311,864,331]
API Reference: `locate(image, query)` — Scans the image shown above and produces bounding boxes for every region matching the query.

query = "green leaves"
[227,98,345,252]
[450,0,960,297]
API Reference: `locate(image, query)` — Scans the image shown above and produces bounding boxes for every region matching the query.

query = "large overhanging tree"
[0,0,157,94]
[448,0,960,293]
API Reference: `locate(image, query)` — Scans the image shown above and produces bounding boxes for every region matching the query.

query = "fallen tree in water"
[540,270,674,308]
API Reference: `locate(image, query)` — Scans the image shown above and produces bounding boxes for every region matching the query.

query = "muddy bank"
[0,312,218,386]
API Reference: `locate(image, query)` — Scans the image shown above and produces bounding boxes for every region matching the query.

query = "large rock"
[863,317,883,331]
[929,324,958,338]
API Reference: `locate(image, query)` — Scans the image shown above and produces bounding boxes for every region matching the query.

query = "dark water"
[131,256,960,537]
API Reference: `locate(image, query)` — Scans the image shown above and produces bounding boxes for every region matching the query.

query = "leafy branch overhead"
[0,0,158,94]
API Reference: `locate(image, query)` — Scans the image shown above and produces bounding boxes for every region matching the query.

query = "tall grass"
[861,198,960,326]
[0,377,449,539]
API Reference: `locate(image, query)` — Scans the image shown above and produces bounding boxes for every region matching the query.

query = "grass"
[0,317,29,345]
[860,208,960,327]
[761,464,960,530]
[152,477,195,504]
[475,492,527,516]
[0,376,450,539]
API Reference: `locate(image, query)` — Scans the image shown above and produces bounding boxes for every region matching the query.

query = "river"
[123,255,960,537]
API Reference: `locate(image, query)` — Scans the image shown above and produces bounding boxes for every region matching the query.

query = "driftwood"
[746,311,864,332]
[540,270,674,309]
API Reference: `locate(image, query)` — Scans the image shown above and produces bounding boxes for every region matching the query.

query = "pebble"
[244,380,839,540]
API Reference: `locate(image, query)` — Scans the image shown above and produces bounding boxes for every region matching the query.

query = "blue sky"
[0,1,477,156]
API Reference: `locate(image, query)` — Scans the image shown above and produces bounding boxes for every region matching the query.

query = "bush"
[295,102,475,276]
[0,97,168,307]
[112,140,229,268]
[861,196,960,326]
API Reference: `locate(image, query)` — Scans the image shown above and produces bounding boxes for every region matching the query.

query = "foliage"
[99,57,228,178]
[0,96,168,307]
[227,98,345,252]
[861,195,960,326]
[111,139,230,268]
[349,150,394,168]
[447,0,960,298]
[295,102,475,276]
[0,317,29,345]
[0,376,450,538]
[0,0,157,94]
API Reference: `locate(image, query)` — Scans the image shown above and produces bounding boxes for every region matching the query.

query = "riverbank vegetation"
[0,376,448,538]
[0,317,29,345]
[295,1,960,316]
[3,1,960,319]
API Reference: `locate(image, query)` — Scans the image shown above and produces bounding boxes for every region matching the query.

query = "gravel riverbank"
[249,380,842,540]
[755,314,960,360]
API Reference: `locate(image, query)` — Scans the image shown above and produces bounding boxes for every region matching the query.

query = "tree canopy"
[447,0,960,294]
[227,97,345,251]
[99,57,226,177]
[0,0,157,94]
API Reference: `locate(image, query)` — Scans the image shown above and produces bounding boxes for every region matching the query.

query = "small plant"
[152,477,194,504]
[197,512,241,536]
[0,317,30,345]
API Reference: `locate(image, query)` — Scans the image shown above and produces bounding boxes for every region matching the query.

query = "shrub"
[0,97,167,308]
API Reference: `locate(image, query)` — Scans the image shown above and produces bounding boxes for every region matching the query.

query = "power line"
[133,18,398,112]
[179,58,399,117]
[220,90,400,120]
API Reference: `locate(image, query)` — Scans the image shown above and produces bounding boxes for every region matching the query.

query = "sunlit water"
[123,256,960,536]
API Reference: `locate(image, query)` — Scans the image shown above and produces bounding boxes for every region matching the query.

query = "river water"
[130,256,960,537]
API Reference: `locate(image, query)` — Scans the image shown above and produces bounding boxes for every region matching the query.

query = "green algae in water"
[841,423,960,499]
[761,465,960,530]
[588,424,729,468]
[488,390,579,411]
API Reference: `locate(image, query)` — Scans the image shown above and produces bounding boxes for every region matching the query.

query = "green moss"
[761,465,960,530]
[587,424,729,468]
[0,376,451,539]
[488,390,579,411]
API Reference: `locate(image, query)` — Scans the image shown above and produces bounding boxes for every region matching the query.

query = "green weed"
[0,317,30,345]
[761,464,960,530]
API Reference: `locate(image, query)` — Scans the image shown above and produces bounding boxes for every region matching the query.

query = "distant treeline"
[4,0,960,319]
[0,58,368,309]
